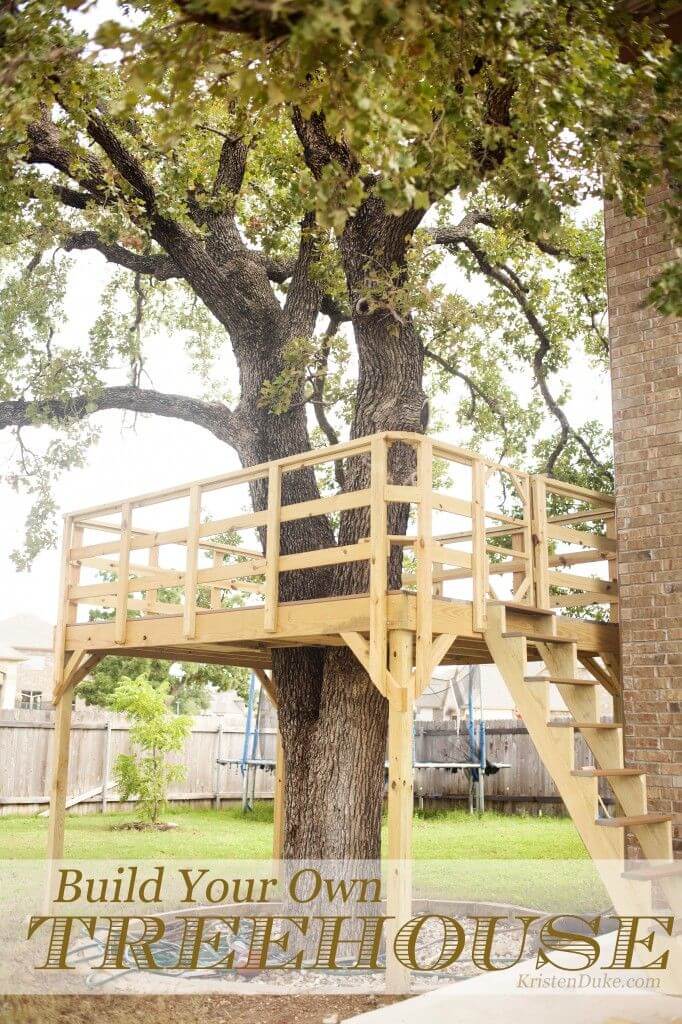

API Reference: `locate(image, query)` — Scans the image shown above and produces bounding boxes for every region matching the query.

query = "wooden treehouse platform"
[47,431,679,991]
[55,429,620,688]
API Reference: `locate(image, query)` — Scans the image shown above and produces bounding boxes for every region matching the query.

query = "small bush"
[109,675,192,825]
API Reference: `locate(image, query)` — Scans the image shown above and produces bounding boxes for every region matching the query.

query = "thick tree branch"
[62,231,181,280]
[284,212,323,336]
[171,0,303,41]
[0,387,236,445]
[292,108,359,181]
[452,236,612,483]
[84,111,157,208]
[26,117,112,204]
[309,318,344,488]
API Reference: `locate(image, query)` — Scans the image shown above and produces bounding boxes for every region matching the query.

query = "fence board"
[0,712,600,816]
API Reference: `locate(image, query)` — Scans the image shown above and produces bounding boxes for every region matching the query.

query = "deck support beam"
[385,628,414,994]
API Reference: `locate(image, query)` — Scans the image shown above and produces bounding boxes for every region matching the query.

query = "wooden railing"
[58,431,617,663]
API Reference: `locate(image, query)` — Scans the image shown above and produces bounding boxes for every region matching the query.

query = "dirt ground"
[0,994,402,1024]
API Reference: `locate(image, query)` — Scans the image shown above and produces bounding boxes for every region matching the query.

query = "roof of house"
[0,614,54,652]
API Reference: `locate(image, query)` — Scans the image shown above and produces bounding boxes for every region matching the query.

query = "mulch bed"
[0,994,402,1024]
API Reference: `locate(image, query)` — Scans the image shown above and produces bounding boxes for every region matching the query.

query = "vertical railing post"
[264,463,282,633]
[415,436,433,695]
[183,485,202,640]
[514,474,534,604]
[471,460,487,632]
[369,435,389,693]
[145,543,159,614]
[531,476,550,609]
[114,503,132,645]
[210,549,222,610]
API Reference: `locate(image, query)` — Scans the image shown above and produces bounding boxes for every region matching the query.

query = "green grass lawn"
[0,803,588,862]
[0,805,607,911]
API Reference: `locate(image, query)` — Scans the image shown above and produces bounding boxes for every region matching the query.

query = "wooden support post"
[46,684,74,862]
[114,503,132,645]
[48,517,81,861]
[183,484,202,640]
[386,628,414,994]
[264,463,282,633]
[273,731,285,861]
[415,438,433,697]
[531,476,550,610]
[369,435,389,692]
[471,460,486,632]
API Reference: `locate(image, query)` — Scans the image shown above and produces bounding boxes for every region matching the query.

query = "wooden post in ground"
[47,517,81,861]
[46,686,75,861]
[385,628,414,994]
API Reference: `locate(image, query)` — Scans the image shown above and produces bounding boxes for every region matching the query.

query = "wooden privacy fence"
[0,712,603,816]
[0,710,276,816]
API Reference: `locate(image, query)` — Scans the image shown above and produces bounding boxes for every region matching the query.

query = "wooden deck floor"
[65,591,619,670]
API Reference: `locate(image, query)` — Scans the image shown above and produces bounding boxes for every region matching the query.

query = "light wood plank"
[264,463,282,633]
[114,503,132,645]
[183,484,202,640]
[369,436,389,695]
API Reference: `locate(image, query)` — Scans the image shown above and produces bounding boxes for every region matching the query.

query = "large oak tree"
[0,0,679,858]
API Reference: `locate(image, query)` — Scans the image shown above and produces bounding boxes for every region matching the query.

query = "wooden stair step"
[596,814,673,829]
[525,675,597,686]
[622,862,682,881]
[491,601,555,616]
[571,768,643,778]
[503,632,577,644]
[549,720,622,730]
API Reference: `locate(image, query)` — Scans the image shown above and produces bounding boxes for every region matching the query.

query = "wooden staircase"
[485,602,680,936]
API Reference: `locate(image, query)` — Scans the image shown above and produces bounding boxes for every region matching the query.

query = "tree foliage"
[78,655,248,712]
[109,674,193,823]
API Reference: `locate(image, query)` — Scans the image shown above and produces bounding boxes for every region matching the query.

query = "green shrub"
[109,675,192,824]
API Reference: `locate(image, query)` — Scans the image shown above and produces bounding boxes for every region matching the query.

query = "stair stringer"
[487,605,681,990]
[485,606,623,864]
[537,639,673,864]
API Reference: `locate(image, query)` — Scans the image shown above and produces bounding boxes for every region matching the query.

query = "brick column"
[605,186,682,853]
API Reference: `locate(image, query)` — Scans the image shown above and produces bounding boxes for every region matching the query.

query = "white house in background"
[0,614,54,710]
[417,662,613,724]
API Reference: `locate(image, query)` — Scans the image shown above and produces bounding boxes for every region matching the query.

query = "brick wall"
[605,185,682,852]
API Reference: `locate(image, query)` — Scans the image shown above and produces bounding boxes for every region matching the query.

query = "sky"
[0,222,613,627]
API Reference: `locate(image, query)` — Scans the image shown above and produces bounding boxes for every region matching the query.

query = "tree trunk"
[274,646,388,860]
[266,201,426,862]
